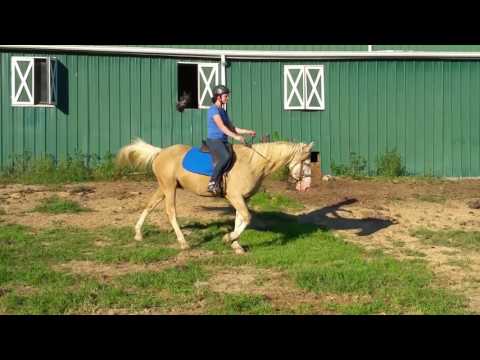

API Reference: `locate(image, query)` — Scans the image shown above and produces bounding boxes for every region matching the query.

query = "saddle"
[182,141,236,178]
[199,140,235,174]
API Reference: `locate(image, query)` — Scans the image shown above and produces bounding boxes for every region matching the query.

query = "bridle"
[243,136,270,161]
[288,159,312,184]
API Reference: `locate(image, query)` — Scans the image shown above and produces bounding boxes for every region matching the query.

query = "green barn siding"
[227,59,480,177]
[2,50,480,177]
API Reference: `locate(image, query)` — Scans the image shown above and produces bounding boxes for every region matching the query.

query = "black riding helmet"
[211,85,230,103]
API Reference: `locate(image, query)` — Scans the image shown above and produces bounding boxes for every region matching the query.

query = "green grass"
[411,228,480,251]
[0,223,183,314]
[248,191,304,212]
[0,216,470,314]
[120,263,206,295]
[207,293,275,315]
[32,196,89,214]
[268,166,290,181]
[195,213,468,314]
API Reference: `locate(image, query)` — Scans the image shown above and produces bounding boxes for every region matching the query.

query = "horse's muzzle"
[295,176,311,192]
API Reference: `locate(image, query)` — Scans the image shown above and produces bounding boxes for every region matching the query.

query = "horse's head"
[288,142,314,192]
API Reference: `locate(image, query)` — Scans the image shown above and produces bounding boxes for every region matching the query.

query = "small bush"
[56,153,91,183]
[377,150,405,177]
[91,152,123,181]
[331,152,368,178]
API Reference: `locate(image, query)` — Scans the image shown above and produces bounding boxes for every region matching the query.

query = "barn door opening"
[177,62,219,110]
[178,63,199,109]
[11,56,58,107]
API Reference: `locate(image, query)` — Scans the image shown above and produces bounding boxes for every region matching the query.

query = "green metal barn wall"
[1,52,211,170]
[229,59,480,177]
[1,51,480,177]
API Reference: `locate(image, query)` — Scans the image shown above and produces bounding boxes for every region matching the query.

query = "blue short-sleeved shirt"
[207,105,234,142]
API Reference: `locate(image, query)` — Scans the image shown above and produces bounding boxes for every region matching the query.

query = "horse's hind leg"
[164,187,190,250]
[134,188,165,241]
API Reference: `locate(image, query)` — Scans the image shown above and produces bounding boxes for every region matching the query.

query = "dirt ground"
[2,165,480,313]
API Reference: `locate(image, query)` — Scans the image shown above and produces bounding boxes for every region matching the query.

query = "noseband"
[288,160,312,183]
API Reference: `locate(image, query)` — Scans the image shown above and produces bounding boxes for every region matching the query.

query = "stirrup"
[208,182,222,196]
[208,182,219,194]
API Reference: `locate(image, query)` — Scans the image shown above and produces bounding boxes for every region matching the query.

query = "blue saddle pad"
[182,147,214,176]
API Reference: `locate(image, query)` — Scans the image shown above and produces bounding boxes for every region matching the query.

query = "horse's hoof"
[134,235,143,241]
[180,243,191,250]
[231,241,246,255]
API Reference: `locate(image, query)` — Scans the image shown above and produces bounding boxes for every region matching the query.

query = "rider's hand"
[250,131,257,137]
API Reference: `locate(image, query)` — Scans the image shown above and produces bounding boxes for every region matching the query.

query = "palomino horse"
[116,139,313,254]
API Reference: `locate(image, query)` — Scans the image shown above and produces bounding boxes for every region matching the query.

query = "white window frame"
[198,63,219,109]
[305,65,325,110]
[11,56,58,107]
[284,64,325,111]
[284,65,305,110]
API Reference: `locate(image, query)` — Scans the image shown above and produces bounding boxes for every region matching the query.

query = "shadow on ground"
[184,198,395,247]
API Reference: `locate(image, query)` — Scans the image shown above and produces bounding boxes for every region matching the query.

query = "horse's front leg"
[224,195,251,255]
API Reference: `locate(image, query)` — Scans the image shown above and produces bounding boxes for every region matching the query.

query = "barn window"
[284,65,325,110]
[11,56,57,107]
[177,62,219,111]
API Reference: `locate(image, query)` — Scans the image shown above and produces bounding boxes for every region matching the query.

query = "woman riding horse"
[206,85,256,195]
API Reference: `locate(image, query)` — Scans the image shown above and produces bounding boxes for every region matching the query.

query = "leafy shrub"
[376,149,405,177]
[331,152,368,178]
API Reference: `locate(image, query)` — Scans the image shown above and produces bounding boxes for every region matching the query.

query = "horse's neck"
[248,143,296,177]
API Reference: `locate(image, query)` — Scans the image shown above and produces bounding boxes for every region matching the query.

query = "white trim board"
[4,45,480,60]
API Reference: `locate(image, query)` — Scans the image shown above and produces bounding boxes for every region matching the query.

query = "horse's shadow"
[183,198,395,247]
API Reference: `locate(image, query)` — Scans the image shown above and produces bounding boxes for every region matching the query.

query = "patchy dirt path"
[0,181,234,230]
[2,168,480,313]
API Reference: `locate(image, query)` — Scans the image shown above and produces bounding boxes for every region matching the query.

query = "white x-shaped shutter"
[198,63,219,109]
[49,58,58,105]
[284,65,305,110]
[11,57,34,106]
[305,65,324,110]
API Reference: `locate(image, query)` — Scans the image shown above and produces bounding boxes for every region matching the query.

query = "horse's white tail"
[116,138,162,170]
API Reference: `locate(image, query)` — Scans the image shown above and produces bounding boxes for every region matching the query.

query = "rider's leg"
[206,139,231,193]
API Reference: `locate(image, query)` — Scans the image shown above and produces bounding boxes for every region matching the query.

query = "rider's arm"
[212,115,243,141]
[234,127,256,136]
